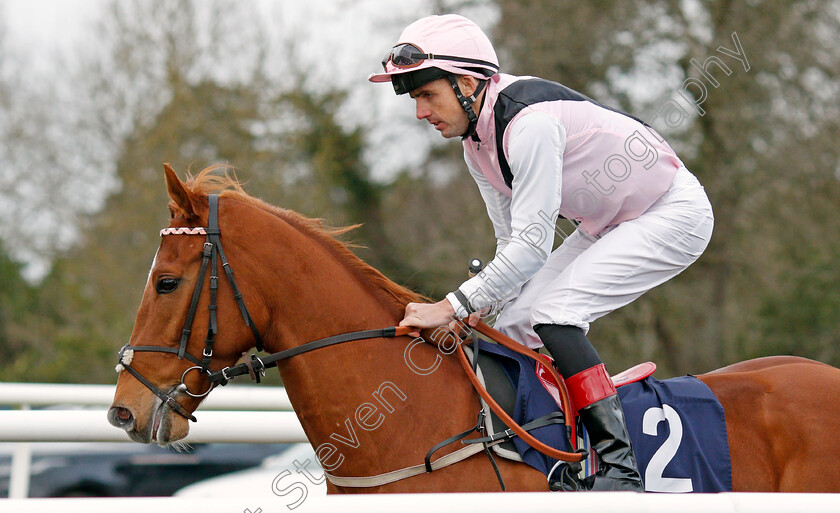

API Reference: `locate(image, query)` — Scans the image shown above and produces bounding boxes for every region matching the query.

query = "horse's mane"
[184,166,425,310]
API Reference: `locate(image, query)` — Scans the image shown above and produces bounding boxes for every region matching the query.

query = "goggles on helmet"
[381,43,498,74]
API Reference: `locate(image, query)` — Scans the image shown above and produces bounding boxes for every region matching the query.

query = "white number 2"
[642,404,694,492]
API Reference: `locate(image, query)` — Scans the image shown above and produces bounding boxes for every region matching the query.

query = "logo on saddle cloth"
[483,342,732,493]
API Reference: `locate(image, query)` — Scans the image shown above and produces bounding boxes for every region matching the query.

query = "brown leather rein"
[199,317,586,464]
[453,321,584,463]
[213,319,586,463]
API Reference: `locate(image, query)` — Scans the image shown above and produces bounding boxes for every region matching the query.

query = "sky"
[3,0,101,54]
[0,0,451,182]
[1,0,500,177]
[0,0,500,279]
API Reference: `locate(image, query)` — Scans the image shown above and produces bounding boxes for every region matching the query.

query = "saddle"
[462,338,655,477]
[452,325,731,493]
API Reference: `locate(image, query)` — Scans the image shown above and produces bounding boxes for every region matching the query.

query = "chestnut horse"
[109,165,840,493]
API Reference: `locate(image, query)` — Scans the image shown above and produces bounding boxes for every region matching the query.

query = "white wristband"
[446,292,470,319]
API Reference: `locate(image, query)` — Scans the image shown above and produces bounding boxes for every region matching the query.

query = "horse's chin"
[129,402,191,445]
[153,408,190,446]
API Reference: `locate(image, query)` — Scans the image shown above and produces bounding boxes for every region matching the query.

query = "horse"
[108,164,840,493]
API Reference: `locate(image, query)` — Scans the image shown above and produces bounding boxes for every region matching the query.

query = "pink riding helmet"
[369,14,499,92]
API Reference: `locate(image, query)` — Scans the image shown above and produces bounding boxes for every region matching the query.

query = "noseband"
[116,194,263,422]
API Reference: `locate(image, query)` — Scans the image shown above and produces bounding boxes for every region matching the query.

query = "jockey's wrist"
[446,290,473,319]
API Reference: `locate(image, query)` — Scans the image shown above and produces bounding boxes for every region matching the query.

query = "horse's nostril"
[107,406,134,429]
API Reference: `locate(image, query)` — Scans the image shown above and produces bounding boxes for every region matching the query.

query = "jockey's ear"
[457,75,481,98]
[163,163,199,219]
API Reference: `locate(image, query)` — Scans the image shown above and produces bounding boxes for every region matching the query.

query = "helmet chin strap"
[447,75,487,141]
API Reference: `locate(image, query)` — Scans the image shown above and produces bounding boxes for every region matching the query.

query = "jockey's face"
[410,76,481,139]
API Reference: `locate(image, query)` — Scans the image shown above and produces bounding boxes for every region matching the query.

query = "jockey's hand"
[400,300,455,338]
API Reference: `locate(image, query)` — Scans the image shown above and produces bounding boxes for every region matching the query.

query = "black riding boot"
[535,324,644,492]
[577,394,644,491]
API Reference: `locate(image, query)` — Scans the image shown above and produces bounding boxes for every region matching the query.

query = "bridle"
[115,195,263,422]
[116,194,410,423]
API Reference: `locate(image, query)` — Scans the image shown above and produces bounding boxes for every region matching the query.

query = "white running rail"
[0,382,292,410]
[0,410,306,443]
[0,383,296,500]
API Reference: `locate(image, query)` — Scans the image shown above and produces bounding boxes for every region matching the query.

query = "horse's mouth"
[121,388,188,445]
[151,399,167,443]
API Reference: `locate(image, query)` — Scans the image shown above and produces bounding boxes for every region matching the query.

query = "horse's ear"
[164,163,197,218]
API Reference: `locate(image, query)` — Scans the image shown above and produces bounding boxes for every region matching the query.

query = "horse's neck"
[277,334,480,476]
[258,232,407,409]
[268,271,401,348]
[262,267,477,474]
[256,225,402,345]
[265,253,405,402]
[244,221,481,474]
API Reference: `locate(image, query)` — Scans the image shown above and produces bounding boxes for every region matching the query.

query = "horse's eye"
[156,278,180,294]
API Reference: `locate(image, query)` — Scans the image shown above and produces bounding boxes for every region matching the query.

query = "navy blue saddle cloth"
[473,339,732,492]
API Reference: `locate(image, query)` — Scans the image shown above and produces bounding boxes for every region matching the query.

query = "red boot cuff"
[565,363,617,412]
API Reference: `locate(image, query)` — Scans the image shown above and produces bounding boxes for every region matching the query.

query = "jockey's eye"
[156,277,180,295]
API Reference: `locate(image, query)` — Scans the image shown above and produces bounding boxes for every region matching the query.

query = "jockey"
[372,14,714,491]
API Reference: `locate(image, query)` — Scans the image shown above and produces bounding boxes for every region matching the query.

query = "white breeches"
[495,167,714,349]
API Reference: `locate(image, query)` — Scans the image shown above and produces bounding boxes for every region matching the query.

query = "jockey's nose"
[107,406,135,430]
[415,101,431,121]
